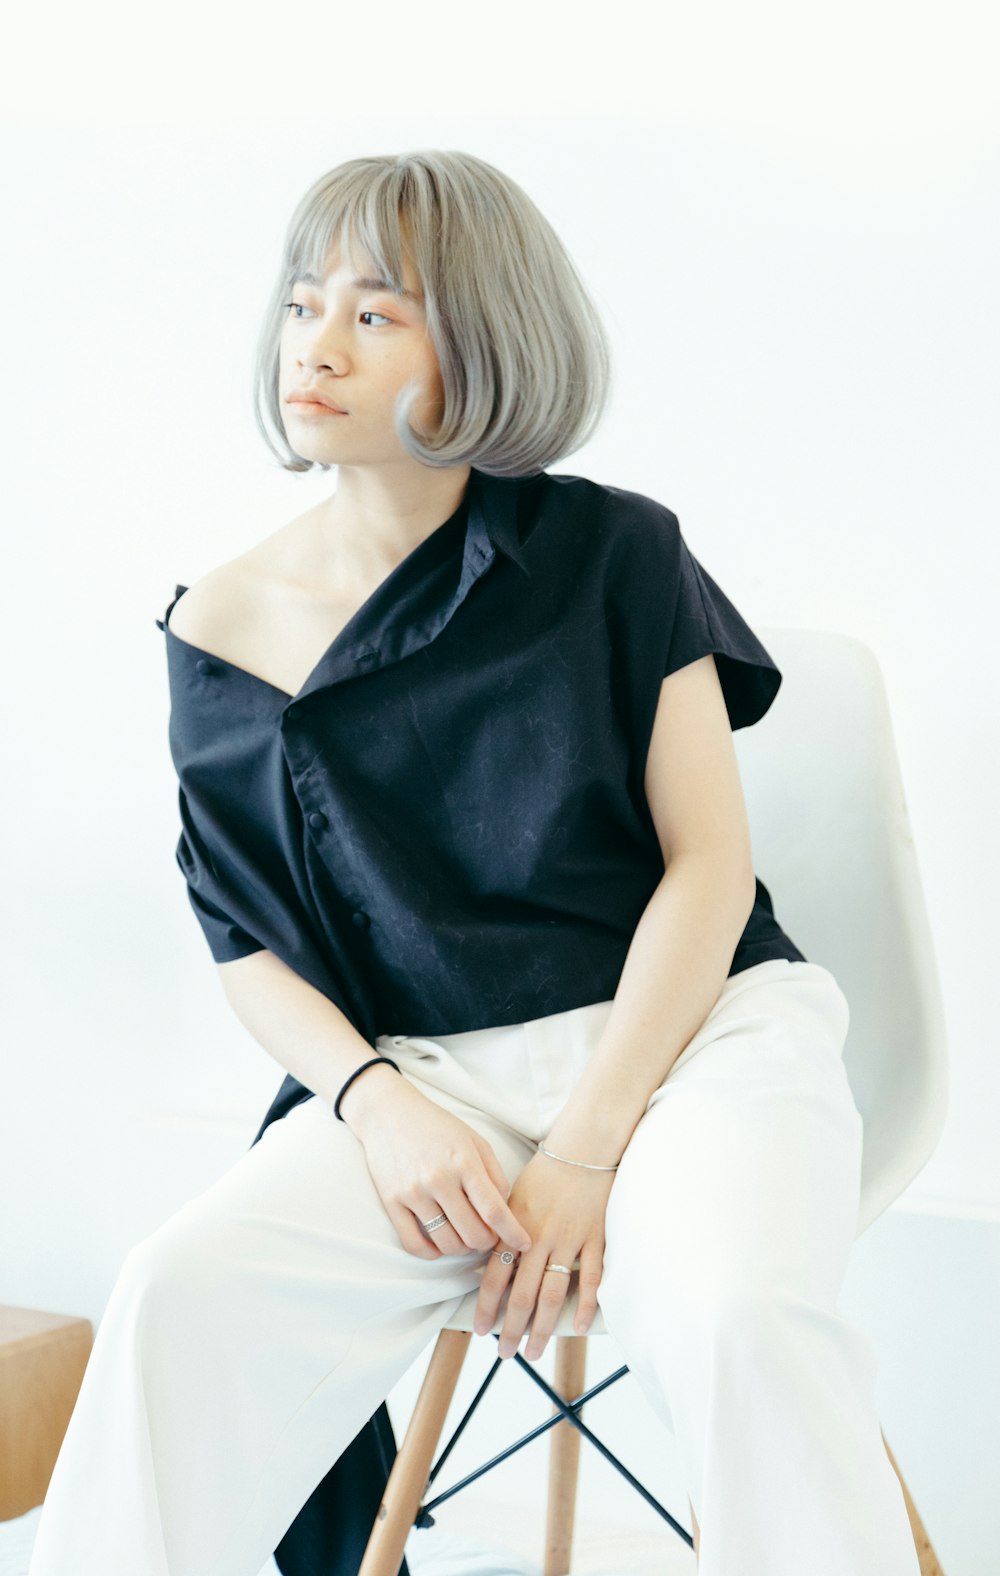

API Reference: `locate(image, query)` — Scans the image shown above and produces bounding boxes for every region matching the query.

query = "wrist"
[537,1141,619,1173]
[337,1057,412,1136]
[542,1104,638,1169]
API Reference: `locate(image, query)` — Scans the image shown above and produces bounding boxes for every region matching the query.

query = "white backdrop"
[2,3,997,1571]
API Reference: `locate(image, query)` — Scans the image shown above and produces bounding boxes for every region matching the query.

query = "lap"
[116,1071,529,1314]
[118,961,862,1324]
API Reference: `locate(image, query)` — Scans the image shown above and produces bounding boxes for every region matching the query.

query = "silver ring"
[422,1213,448,1232]
[491,1248,518,1265]
[544,1263,573,1275]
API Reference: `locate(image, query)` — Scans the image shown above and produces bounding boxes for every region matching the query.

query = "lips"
[287,392,348,413]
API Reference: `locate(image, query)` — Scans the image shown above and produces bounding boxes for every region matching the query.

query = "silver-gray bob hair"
[253,149,613,477]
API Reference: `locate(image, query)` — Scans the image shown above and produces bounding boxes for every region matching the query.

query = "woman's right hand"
[344,1075,534,1261]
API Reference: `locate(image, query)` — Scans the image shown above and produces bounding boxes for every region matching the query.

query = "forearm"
[215,948,404,1133]
[543,854,757,1164]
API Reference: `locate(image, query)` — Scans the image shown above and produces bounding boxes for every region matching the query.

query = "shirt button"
[195,658,215,675]
[351,910,370,930]
[308,811,327,830]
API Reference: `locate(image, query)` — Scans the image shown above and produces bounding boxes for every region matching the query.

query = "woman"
[28,150,919,1576]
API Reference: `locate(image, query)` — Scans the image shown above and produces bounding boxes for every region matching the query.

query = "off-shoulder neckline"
[164,587,298,702]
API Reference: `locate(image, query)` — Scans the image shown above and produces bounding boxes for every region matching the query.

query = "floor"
[0,1496,697,1576]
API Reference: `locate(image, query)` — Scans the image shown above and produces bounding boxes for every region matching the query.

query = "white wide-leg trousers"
[28,958,920,1576]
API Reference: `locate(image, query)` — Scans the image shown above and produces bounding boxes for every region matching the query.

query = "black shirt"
[157,465,805,1146]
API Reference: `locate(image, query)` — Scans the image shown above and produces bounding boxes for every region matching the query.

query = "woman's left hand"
[472,1148,617,1360]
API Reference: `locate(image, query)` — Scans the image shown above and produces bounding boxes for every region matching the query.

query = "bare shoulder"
[166,557,249,650]
[166,506,317,646]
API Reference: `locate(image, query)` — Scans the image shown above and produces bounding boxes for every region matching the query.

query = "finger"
[523,1261,574,1360]
[473,1245,521,1334]
[475,1144,526,1235]
[434,1184,507,1254]
[466,1157,532,1253]
[407,1198,468,1257]
[387,1200,441,1259]
[497,1263,545,1359]
[475,1138,513,1203]
[573,1240,605,1335]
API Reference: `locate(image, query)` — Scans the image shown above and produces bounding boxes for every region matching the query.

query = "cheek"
[400,357,444,428]
[413,333,444,392]
[421,358,445,408]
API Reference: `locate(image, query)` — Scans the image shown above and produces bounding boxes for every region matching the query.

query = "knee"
[601,1261,789,1358]
[114,1216,232,1329]
[698,1279,791,1348]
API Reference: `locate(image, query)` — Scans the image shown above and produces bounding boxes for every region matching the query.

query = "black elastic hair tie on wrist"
[333,1055,402,1121]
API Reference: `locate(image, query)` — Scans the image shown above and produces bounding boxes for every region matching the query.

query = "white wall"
[2,3,996,1571]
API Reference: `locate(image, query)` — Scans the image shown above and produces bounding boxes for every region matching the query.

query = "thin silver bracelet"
[536,1142,619,1171]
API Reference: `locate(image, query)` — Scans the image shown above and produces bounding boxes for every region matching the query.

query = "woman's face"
[278,239,445,466]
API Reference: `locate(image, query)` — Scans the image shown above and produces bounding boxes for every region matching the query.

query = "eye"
[281,303,394,326]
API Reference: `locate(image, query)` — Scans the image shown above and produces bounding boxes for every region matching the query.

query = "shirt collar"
[468,467,532,579]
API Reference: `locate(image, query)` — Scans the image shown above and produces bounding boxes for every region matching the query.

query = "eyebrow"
[294,270,424,304]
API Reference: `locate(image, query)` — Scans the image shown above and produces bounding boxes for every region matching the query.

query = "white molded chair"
[358,629,949,1576]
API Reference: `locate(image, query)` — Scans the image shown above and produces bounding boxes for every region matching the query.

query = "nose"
[300,346,349,375]
[296,314,352,374]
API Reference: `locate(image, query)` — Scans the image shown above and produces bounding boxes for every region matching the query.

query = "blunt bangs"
[252,149,613,477]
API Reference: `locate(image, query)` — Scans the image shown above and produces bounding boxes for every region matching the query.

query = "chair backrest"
[736,628,949,1236]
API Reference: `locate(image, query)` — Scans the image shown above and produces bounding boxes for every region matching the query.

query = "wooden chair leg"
[544,1335,589,1576]
[880,1429,944,1576]
[358,1328,472,1576]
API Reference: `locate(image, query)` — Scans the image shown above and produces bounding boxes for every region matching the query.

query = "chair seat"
[444,1284,608,1338]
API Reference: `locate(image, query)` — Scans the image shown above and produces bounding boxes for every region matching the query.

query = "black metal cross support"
[413,1335,693,1551]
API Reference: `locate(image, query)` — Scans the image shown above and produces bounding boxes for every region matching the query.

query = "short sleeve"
[175,790,266,964]
[611,501,782,733]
